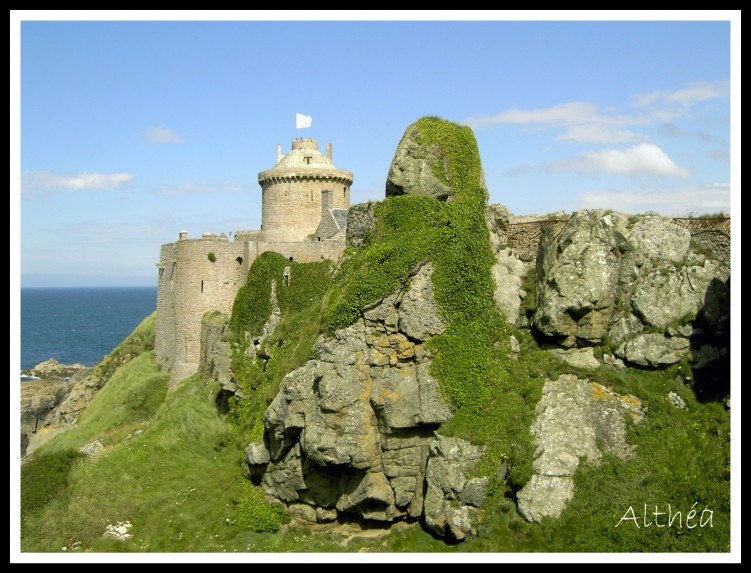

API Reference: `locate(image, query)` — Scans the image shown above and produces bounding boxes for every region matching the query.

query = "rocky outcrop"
[346,201,376,248]
[21,359,94,457]
[199,311,233,387]
[245,263,487,540]
[22,358,88,380]
[530,210,726,368]
[517,374,642,522]
[386,122,455,201]
[385,120,487,203]
[20,377,72,458]
[485,205,569,326]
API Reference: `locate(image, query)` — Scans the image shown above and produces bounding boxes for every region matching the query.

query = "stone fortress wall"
[156,138,352,387]
[155,233,250,387]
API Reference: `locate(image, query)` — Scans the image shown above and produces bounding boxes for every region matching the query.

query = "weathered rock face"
[21,359,95,457]
[530,210,726,368]
[385,121,487,202]
[199,311,233,388]
[386,123,455,201]
[534,211,622,346]
[20,377,72,458]
[246,263,487,540]
[517,374,642,523]
[22,358,88,380]
[346,201,376,248]
[484,205,569,326]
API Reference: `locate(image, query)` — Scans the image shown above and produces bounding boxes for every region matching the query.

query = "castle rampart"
[155,138,353,387]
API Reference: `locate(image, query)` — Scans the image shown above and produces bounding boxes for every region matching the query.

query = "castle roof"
[258,138,353,184]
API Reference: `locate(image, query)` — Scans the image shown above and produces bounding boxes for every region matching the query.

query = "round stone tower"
[258,138,354,241]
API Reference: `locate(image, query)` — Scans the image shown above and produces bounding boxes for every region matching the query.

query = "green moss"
[207,251,216,263]
[323,195,444,334]
[229,251,289,337]
[521,265,538,315]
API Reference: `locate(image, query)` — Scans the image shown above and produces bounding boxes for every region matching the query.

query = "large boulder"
[386,122,454,201]
[533,210,622,347]
[385,117,487,202]
[423,435,486,541]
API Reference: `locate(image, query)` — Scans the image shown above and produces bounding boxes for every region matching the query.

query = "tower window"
[201,280,204,293]
[236,257,243,265]
[343,186,347,196]
[304,156,312,164]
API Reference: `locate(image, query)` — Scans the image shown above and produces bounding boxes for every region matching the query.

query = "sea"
[20,287,158,375]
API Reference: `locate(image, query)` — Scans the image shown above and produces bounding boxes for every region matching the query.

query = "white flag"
[296,113,312,129]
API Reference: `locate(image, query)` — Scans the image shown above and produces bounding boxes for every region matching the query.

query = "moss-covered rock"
[385,116,487,203]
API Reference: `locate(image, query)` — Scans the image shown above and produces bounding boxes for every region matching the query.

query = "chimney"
[321,189,333,214]
[276,144,282,164]
[326,142,332,162]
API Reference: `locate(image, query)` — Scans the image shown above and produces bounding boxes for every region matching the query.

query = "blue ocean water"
[20,287,157,371]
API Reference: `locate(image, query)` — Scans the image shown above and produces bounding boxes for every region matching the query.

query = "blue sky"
[12,12,738,288]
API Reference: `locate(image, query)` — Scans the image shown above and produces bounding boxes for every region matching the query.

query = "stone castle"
[155,138,353,385]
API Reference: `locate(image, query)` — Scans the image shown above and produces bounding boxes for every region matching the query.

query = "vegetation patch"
[234,479,285,533]
[32,351,169,455]
[21,449,85,516]
[88,312,157,386]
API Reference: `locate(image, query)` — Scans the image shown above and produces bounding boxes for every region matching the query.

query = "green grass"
[89,312,157,385]
[20,335,730,553]
[32,351,169,456]
[21,449,85,516]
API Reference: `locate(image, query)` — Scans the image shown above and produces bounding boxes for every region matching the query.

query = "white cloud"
[632,80,730,108]
[463,80,729,143]
[576,183,730,216]
[155,180,246,195]
[547,143,691,179]
[21,171,135,197]
[464,101,643,144]
[556,124,648,144]
[465,101,600,127]
[709,147,730,163]
[145,126,182,144]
